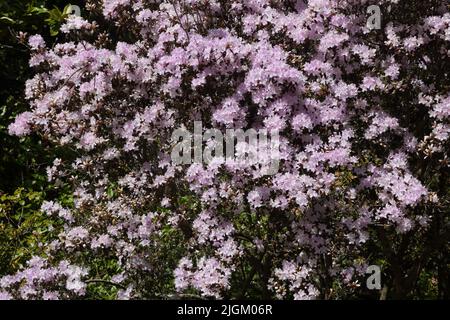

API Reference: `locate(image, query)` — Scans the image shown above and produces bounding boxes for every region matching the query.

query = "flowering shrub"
[2,0,449,299]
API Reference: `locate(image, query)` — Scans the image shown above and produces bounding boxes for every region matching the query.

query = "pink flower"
[8,112,33,136]
[28,35,45,50]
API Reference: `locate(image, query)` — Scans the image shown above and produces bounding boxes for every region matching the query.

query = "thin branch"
[167,0,190,42]
[85,279,126,290]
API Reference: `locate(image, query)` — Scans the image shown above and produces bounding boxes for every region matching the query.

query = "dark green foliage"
[0,0,75,276]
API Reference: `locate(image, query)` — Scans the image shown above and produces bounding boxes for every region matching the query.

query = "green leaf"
[63,4,74,16]
[49,27,58,36]
[28,6,49,16]
[0,16,15,24]
[48,6,63,22]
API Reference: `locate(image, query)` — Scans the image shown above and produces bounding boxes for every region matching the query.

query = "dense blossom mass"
[1,0,449,299]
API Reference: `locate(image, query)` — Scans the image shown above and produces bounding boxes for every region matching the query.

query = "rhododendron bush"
[2,0,449,299]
